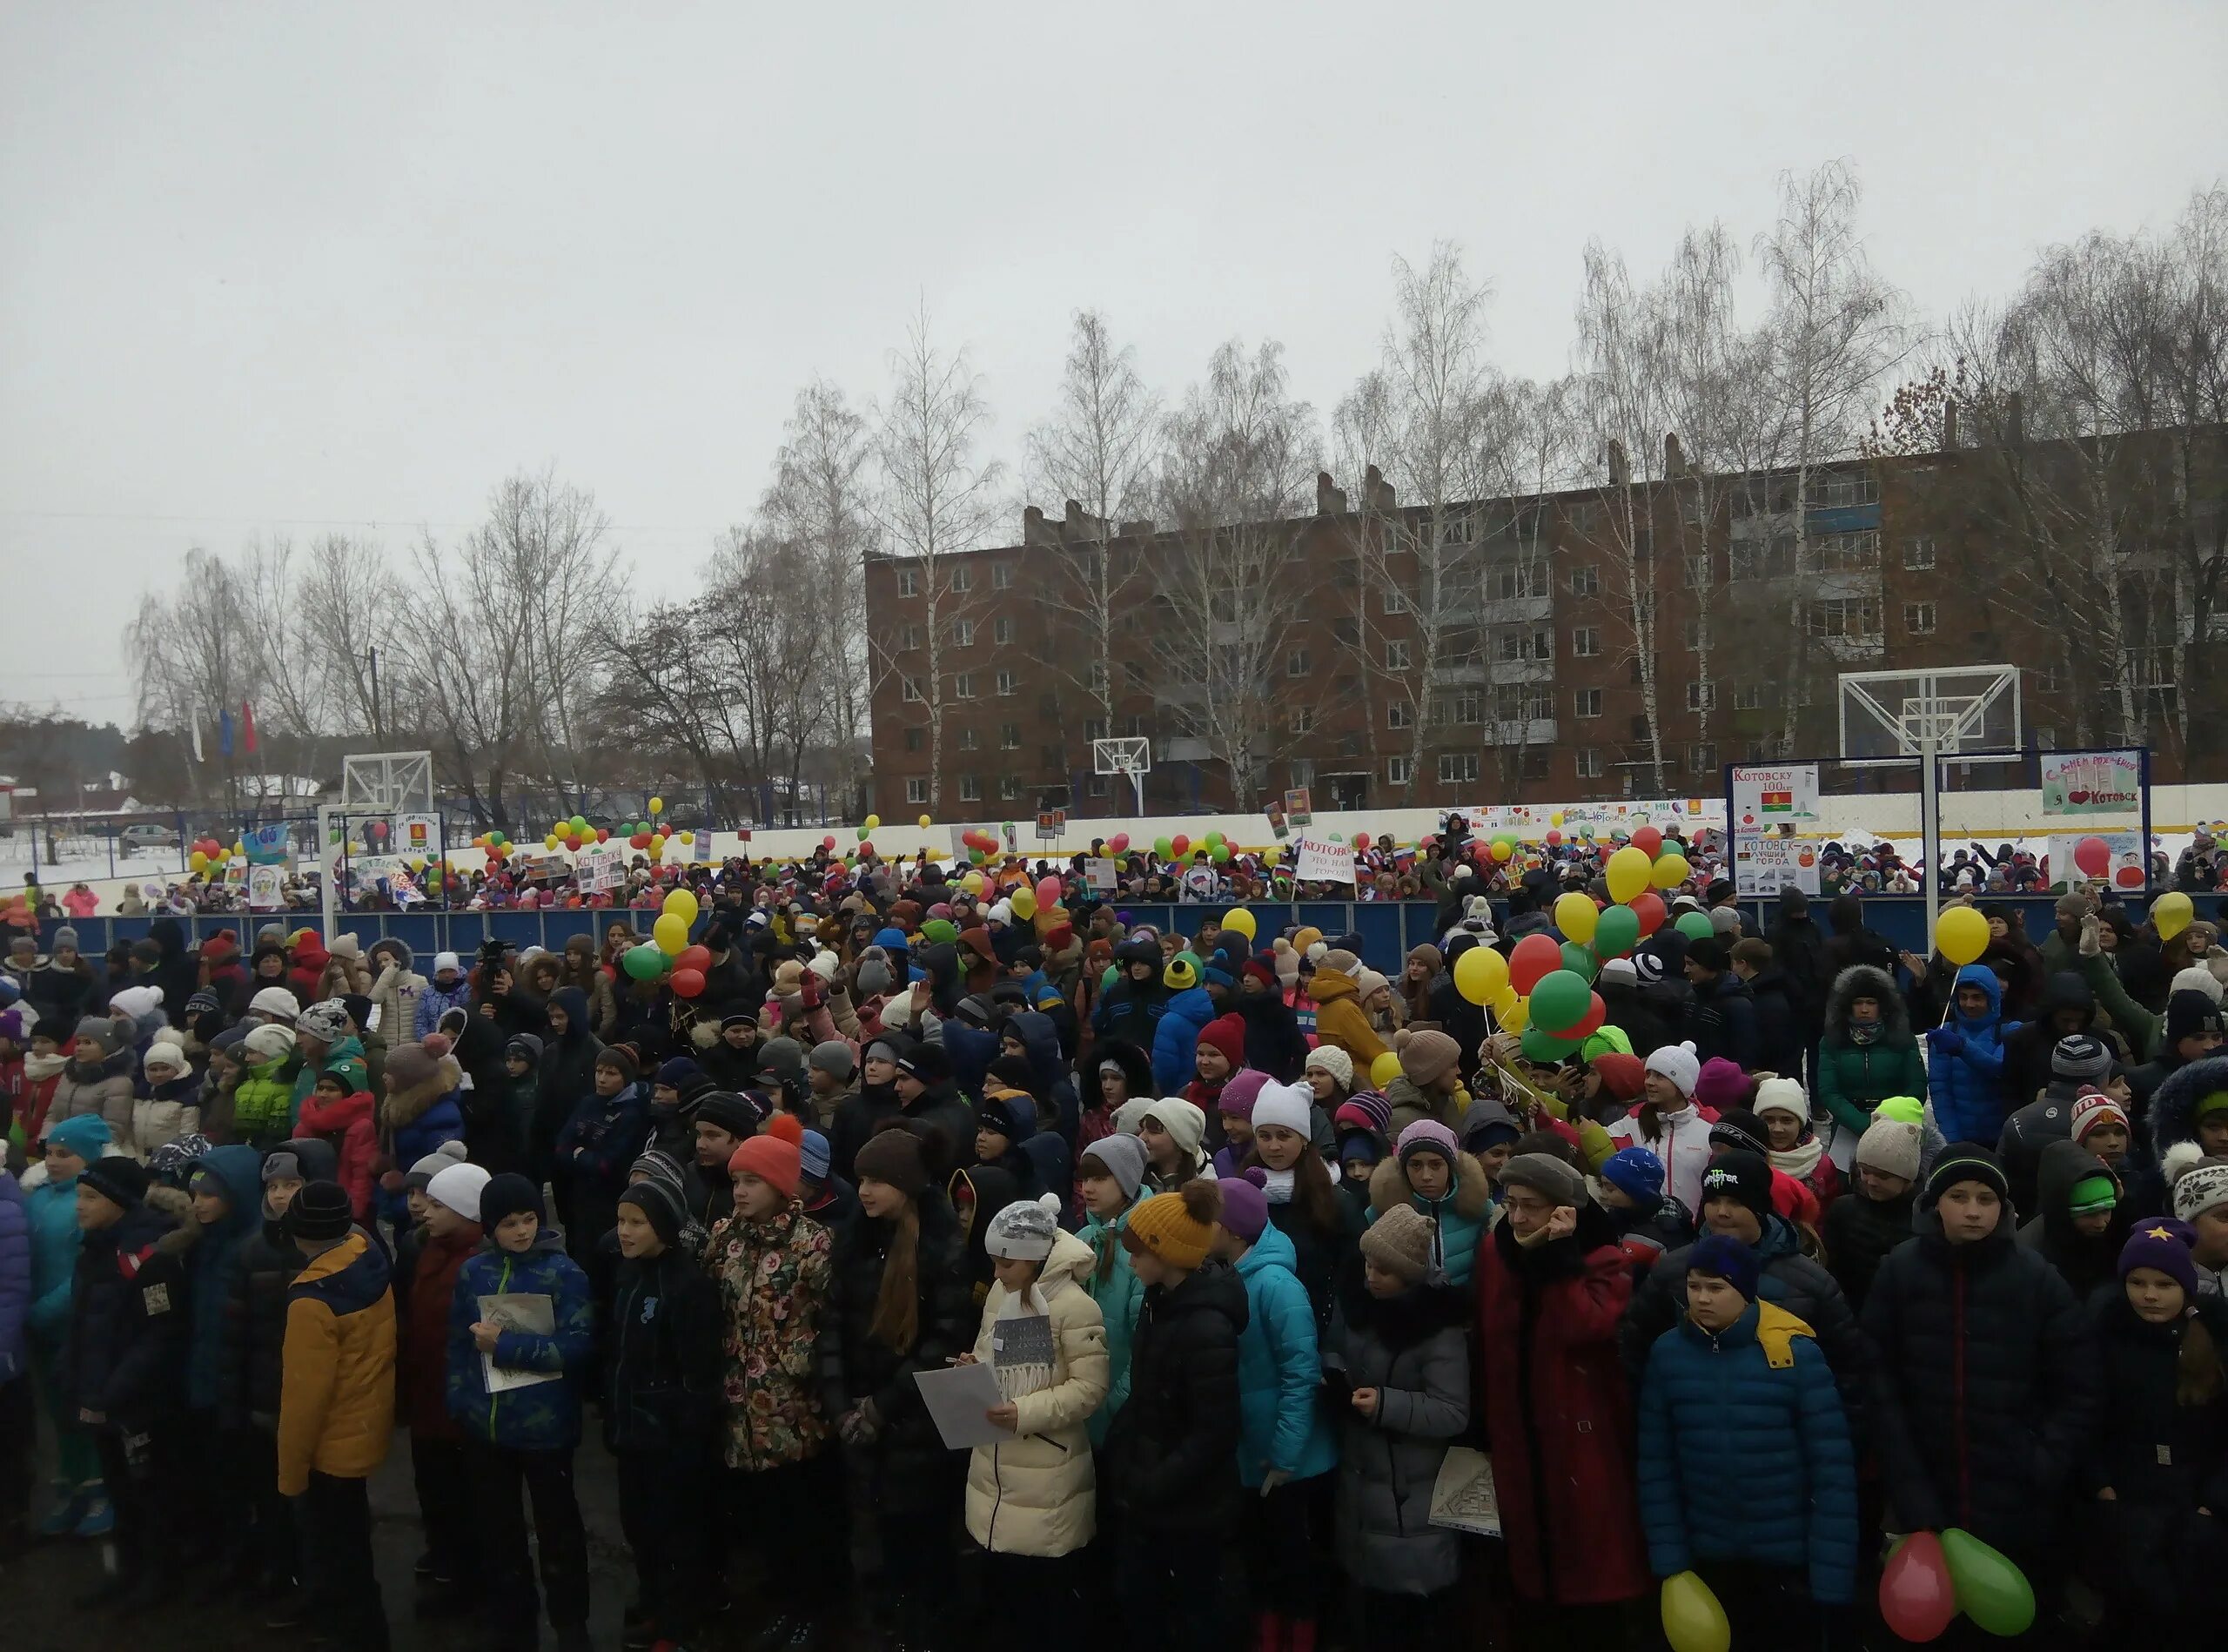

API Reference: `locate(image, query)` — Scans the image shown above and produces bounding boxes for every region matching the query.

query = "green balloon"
[1675,910,1715,944]
[1153,836,1173,858]
[622,944,664,982]
[1941,1528,2036,1638]
[1594,905,1641,957]
[1520,1025,1580,1064]
[1211,843,1231,863]
[856,826,870,842]
[569,815,587,834]
[1529,969,1591,1033]
[1205,830,1224,847]
[1559,941,1598,983]
[1101,964,1119,992]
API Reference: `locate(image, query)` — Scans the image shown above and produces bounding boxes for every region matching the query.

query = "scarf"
[23,1051,68,1081]
[1847,1020,1880,1046]
[990,1283,1057,1402]
[1770,1136,1824,1181]
[1260,1166,1297,1205]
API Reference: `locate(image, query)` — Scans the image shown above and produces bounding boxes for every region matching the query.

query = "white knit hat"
[1250,1080,1314,1138]
[984,1192,1064,1260]
[243,1023,297,1064]
[1644,1041,1700,1098]
[2172,965,2225,1008]
[2167,1141,2228,1223]
[426,1161,493,1221]
[1304,1044,1353,1086]
[249,986,300,1023]
[1753,1078,1809,1121]
[143,1035,189,1076]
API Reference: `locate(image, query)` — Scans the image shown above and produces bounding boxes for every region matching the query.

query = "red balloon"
[595,827,609,843]
[1544,829,1562,847]
[1878,1532,1957,1643]
[1548,991,1607,1042]
[660,823,674,837]
[858,841,875,858]
[1037,875,1062,907]
[670,967,706,999]
[630,832,651,850]
[1353,831,1372,851]
[822,835,836,850]
[1630,891,1667,936]
[674,944,712,974]
[1632,824,1663,859]
[1109,832,1131,853]
[2072,835,2112,878]
[1171,834,1191,857]
[1509,933,1563,996]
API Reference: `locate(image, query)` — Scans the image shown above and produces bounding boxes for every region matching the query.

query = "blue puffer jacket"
[1080,1205,1144,1447]
[414,977,472,1041]
[1927,964,2017,1146]
[376,1056,467,1228]
[0,1169,28,1380]
[1636,1299,1860,1605]
[1231,1222,1339,1487]
[1151,987,1216,1095]
[184,1145,265,1410]
[446,1230,595,1451]
[27,1163,94,1342]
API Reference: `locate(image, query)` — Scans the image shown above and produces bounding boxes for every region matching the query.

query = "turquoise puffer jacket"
[1079,1204,1144,1447]
[1232,1222,1338,1487]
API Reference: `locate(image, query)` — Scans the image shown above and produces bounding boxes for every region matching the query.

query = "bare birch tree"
[124,548,267,809]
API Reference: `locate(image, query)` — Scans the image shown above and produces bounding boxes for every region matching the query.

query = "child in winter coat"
[446,1172,596,1652]
[1608,1044,1716,1214]
[296,1070,379,1226]
[373,1038,466,1230]
[1215,1171,1339,1652]
[554,1046,650,1267]
[182,1145,265,1575]
[1323,1203,1471,1642]
[1635,1235,1859,1642]
[2017,1136,2128,1299]
[398,1160,488,1614]
[1926,963,2018,1146]
[1246,1078,1363,1329]
[135,1035,203,1158]
[1074,1134,1147,1447]
[1599,1145,1694,1277]
[1821,1115,1922,1313]
[1754,1078,1842,1211]
[44,1017,135,1149]
[1137,1097,1210,1193]
[24,1112,108,1536]
[963,1194,1111,1650]
[232,1024,301,1150]
[1815,965,1928,1138]
[1366,1120,1491,1290]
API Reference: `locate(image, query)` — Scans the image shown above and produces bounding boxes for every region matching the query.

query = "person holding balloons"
[1925,964,2020,1149]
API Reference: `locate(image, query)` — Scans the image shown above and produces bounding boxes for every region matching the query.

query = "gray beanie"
[809,1040,856,1082]
[72,1016,113,1054]
[52,925,79,951]
[985,1192,1064,1260]
[297,999,351,1044]
[1078,1132,1149,1201]
[761,1037,805,1083]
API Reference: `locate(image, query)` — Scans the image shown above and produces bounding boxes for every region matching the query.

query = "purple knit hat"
[1219,1068,1272,1118]
[1216,1167,1270,1241]
[1395,1118,1461,1169]
[2119,1216,2201,1299]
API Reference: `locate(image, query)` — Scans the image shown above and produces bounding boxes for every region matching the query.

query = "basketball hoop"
[1092,737,1151,815]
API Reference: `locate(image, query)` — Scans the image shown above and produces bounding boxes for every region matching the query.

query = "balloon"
[663,887,699,924]
[1606,845,1651,903]
[595,828,609,843]
[1879,1533,1958,1643]
[1367,1050,1403,1090]
[1205,829,1225,848]
[1520,1025,1580,1063]
[679,830,694,846]
[670,967,706,1000]
[570,815,587,834]
[1936,905,1990,967]
[645,836,665,858]
[1489,836,1514,863]
[1940,1528,2036,1638]
[631,832,651,850]
[1498,993,1530,1033]
[1544,829,1562,847]
[1650,850,1691,890]
[856,826,870,843]
[1262,845,1282,866]
[1171,834,1191,857]
[1211,843,1231,863]
[856,841,874,859]
[916,813,933,830]
[1010,889,1037,921]
[1509,933,1563,996]
[189,850,210,874]
[2153,890,2194,941]
[1529,969,1592,1034]
[545,834,560,850]
[1630,890,1667,937]
[1554,892,1599,944]
[1221,908,1258,942]
[864,814,880,831]
[1352,831,1370,851]
[623,944,666,982]
[1661,1570,1729,1652]
[674,944,711,974]
[1559,941,1598,982]
[653,913,689,955]
[1593,904,1641,957]
[2072,835,2112,878]
[1561,991,1607,1042]
[961,870,984,896]
[488,832,506,847]
[1454,945,1510,1006]
[1037,876,1062,908]
[1633,824,1663,860]
[1674,910,1715,944]
[648,796,665,815]
[1109,833,1130,853]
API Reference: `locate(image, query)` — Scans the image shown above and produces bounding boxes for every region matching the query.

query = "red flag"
[240,699,258,755]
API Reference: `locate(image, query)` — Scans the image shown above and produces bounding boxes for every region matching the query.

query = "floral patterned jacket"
[705,1199,834,1471]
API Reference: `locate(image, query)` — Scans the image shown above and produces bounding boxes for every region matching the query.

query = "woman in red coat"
[1476,1152,1652,1645]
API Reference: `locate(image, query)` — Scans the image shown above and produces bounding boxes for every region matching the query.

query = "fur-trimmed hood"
[380,1051,464,1131]
[1823,964,1911,1043]
[1368,1147,1493,1222]
[2152,1053,2228,1164]
[145,1182,202,1258]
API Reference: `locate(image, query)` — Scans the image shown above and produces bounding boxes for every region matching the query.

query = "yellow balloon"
[646,836,665,858]
[2153,890,2194,942]
[232,840,245,856]
[1935,904,1989,966]
[1369,1051,1403,1091]
[653,912,689,955]
[1554,891,1599,944]
[1010,888,1038,920]
[545,834,560,850]
[1606,844,1651,904]
[409,857,426,872]
[962,870,984,896]
[864,814,881,831]
[1454,944,1510,1005]
[1499,993,1530,1034]
[1262,845,1282,866]
[1661,1571,1730,1652]
[918,813,933,830]
[648,796,665,815]
[189,850,210,873]
[678,830,694,845]
[1221,908,1258,941]
[1650,850,1691,890]
[662,887,699,925]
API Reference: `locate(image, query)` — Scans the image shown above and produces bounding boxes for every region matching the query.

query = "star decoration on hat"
[2146,1225,2176,1240]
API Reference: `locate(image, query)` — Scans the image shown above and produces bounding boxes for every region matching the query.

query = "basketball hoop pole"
[1921,719,1940,941]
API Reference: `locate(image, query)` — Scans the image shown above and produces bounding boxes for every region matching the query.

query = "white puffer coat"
[962,1226,1110,1558]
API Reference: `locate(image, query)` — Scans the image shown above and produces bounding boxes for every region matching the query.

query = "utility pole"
[367,646,384,744]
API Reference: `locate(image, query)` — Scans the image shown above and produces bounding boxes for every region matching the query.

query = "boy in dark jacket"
[60,1155,188,1610]
[1108,1180,1245,1652]
[1821,1115,1920,1313]
[554,1046,650,1268]
[184,1145,264,1581]
[606,1179,722,1651]
[399,1160,488,1615]
[448,1172,595,1652]
[2016,1136,2128,1299]
[1598,1145,1694,1278]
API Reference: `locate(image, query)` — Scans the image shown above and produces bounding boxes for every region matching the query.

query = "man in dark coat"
[1728,939,1804,1079]
[1999,973,2111,1113]
[890,1044,975,1181]
[1679,939,1760,1072]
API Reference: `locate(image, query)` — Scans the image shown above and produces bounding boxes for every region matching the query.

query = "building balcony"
[1489,657,1556,686]
[1479,593,1554,626]
[1817,634,1886,663]
[1483,718,1558,747]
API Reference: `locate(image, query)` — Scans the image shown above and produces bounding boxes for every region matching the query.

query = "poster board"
[2040,749,2142,817]
[1293,833,1354,884]
[1084,857,1117,892]
[1729,763,1822,833]
[574,843,626,894]
[1732,834,1821,897]
[2047,830,2148,893]
[1283,788,1313,829]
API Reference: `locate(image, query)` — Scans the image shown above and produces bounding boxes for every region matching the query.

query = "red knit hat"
[1198,1013,1247,1069]
[1589,1051,1647,1103]
[729,1111,803,1200]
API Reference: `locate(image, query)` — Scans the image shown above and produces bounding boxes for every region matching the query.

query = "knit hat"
[1399,1029,1462,1088]
[426,1162,492,1221]
[798,1129,831,1184]
[285,1180,353,1241]
[1078,1132,1148,1201]
[1218,1068,1272,1118]
[1497,1152,1587,1209]
[1196,1013,1246,1071]
[721,1010,761,1031]
[109,984,164,1024]
[1333,1091,1392,1140]
[43,1111,111,1160]
[594,1044,640,1084]
[505,1032,544,1065]
[80,1155,150,1210]
[617,1179,688,1247]
[387,1038,453,1094]
[1250,1080,1313,1138]
[853,1121,929,1197]
[143,1038,189,1077]
[695,1091,762,1138]
[1688,1233,1762,1301]
[1581,1051,1642,1104]
[985,1192,1065,1261]
[244,1022,301,1064]
[248,986,301,1024]
[2067,1172,2118,1218]
[1645,1042,1701,1098]
[1693,1058,1750,1114]
[1601,1146,1666,1204]
[808,1041,856,1083]
[71,1016,114,1055]
[655,1057,701,1091]
[478,1172,545,1230]
[1354,967,1391,1004]
[1856,1116,1923,1183]
[1876,1095,1926,1128]
[978,1088,1035,1140]
[2119,1217,2201,1299]
[432,951,462,979]
[51,924,79,951]
[1924,1147,2010,1208]
[406,1139,471,1189]
[1598,957,1640,987]
[2167,990,2226,1049]
[729,1114,805,1200]
[1319,948,1360,976]
[893,1044,950,1086]
[1708,1109,1772,1159]
[1698,1151,1773,1222]
[1112,1097,1157,1136]
[1216,1168,1270,1242]
[1162,952,1199,991]
[1121,1180,1221,1271]
[1753,1078,1809,1123]
[1140,1098,1207,1162]
[1359,1203,1437,1284]
[1304,1044,1353,1087]
[2172,965,2226,1007]
[2070,1091,2131,1146]
[296,999,350,1044]
[1395,1118,1460,1172]
[2050,1033,2114,1085]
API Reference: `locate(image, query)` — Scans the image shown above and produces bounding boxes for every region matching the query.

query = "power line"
[0,507,726,535]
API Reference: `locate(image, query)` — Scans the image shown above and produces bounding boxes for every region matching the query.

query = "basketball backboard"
[1092,736,1150,815]
[1837,668,2021,766]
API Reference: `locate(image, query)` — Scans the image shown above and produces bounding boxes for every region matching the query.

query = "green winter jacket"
[1815,965,1929,1137]
[1079,1204,1143,1447]
[233,1057,300,1149]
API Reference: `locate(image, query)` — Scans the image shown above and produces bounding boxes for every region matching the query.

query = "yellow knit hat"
[1121,1181,1222,1271]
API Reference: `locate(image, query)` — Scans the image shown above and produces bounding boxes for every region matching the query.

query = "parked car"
[119,823,179,849]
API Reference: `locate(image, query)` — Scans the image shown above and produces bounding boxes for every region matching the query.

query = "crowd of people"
[1,850,2226,1652]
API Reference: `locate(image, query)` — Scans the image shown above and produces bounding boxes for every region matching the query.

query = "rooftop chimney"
[1606,439,1630,487]
[1664,433,1686,478]
[1365,463,1396,513]
[1316,470,1348,517]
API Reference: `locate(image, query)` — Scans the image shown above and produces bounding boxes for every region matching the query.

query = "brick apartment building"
[863,417,2227,821]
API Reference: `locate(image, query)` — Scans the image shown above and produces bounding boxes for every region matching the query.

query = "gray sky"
[5,1,2224,726]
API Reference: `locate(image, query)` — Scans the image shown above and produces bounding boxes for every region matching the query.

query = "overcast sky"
[4,2,2223,728]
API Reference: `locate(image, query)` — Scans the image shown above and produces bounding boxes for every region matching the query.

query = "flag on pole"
[241,700,258,755]
[189,702,204,763]
[219,708,235,757]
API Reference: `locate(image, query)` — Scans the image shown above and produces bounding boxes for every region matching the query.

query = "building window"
[1683,554,1712,589]
[1733,682,1763,711]
[1385,640,1411,670]
[958,726,979,751]
[1815,530,1880,572]
[1493,563,1547,601]
[1438,752,1480,784]
[1087,661,1107,695]
[1574,688,1602,719]
[1498,684,1554,722]
[959,775,982,802]
[901,623,922,651]
[1388,701,1413,730]
[1684,618,1708,652]
[896,567,918,598]
[1290,706,1314,735]
[1381,588,1410,615]
[1001,722,1021,749]
[903,726,924,752]
[1572,626,1601,658]
[1569,564,1599,597]
[1084,716,1108,742]
[1904,601,1936,636]
[1688,742,1716,774]
[1902,536,1936,571]
[994,616,1014,645]
[2033,664,2063,694]
[955,673,976,699]
[1087,774,1111,798]
[1436,691,1482,726]
[901,676,923,702]
[1000,774,1019,800]
[1687,680,1715,712]
[1286,648,1310,677]
[952,618,975,648]
[993,562,1014,589]
[950,565,973,593]
[1387,755,1412,785]
[903,777,929,804]
[997,670,1017,696]
[1805,597,1882,641]
[1813,472,1878,508]
[1576,748,1602,779]
[1732,534,1795,581]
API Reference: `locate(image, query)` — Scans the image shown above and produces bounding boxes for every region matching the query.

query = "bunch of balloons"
[957,828,1003,864]
[185,834,232,875]
[1877,1529,2034,1641]
[470,829,512,862]
[544,814,614,853]
[623,884,709,994]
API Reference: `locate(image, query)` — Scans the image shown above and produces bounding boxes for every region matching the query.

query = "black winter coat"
[534,992,605,1171]
[1680,972,1760,1071]
[896,1079,976,1183]
[1104,1259,1247,1535]
[1234,991,1310,1084]
[1598,981,1678,1068]
[220,1218,304,1427]
[2016,1138,2130,1300]
[1861,1212,2100,1557]
[1821,1188,1916,1313]
[828,1082,903,1185]
[604,1246,723,1456]
[60,1202,190,1425]
[1745,969,1806,1080]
